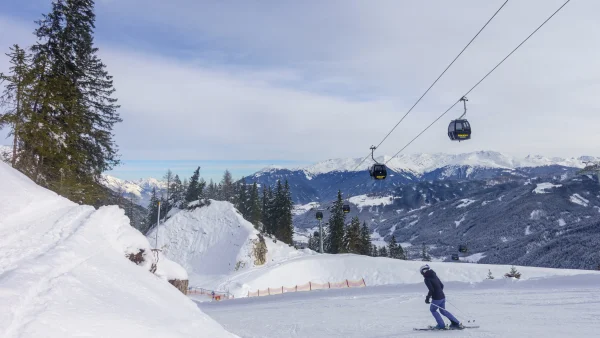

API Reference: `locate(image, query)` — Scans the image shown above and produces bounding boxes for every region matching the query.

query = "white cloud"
[2,0,600,163]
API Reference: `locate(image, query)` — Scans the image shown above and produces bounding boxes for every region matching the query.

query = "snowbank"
[533,182,562,194]
[0,162,234,338]
[147,200,314,288]
[348,194,394,208]
[217,254,599,298]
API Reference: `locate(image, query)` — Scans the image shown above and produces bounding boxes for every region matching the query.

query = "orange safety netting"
[247,278,366,298]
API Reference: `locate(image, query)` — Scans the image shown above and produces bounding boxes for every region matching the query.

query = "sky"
[0,0,599,181]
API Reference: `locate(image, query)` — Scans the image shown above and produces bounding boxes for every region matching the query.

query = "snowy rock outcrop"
[0,162,234,338]
[147,201,313,287]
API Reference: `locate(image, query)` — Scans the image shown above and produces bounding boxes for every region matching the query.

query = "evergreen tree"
[371,244,378,257]
[277,180,294,244]
[343,216,362,254]
[205,179,217,200]
[235,178,249,218]
[220,169,234,201]
[309,230,321,252]
[162,169,173,213]
[421,243,431,262]
[325,190,346,254]
[169,174,184,207]
[185,166,202,205]
[0,44,34,167]
[260,186,269,233]
[248,182,261,227]
[486,269,495,280]
[147,187,159,227]
[360,221,372,255]
[379,246,388,257]
[5,1,122,204]
[388,235,406,259]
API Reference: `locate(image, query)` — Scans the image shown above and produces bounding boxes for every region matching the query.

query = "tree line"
[146,167,294,245]
[0,0,121,205]
[306,190,407,259]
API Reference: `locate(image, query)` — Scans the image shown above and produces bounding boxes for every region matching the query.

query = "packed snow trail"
[0,162,235,337]
[200,274,600,337]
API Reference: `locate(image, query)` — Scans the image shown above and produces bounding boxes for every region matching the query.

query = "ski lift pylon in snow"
[448,96,471,142]
[342,204,350,213]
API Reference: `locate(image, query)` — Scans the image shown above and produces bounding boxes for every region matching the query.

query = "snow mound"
[0,162,233,338]
[533,182,562,194]
[218,254,598,298]
[570,194,589,207]
[147,201,314,288]
[456,198,476,208]
[348,195,394,208]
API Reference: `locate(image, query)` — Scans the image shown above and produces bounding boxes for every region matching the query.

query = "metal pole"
[156,201,161,248]
[319,219,323,253]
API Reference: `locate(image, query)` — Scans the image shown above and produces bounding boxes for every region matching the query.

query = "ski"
[413,325,479,331]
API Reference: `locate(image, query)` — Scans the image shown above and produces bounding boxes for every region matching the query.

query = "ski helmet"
[420,264,430,274]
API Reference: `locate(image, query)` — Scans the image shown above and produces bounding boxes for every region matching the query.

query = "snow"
[530,209,546,220]
[464,252,486,263]
[533,182,563,194]
[0,162,234,337]
[525,226,532,235]
[348,194,394,208]
[292,202,319,216]
[456,198,476,208]
[290,151,597,176]
[200,273,600,337]
[558,218,566,226]
[569,193,589,207]
[146,200,314,289]
[454,214,466,227]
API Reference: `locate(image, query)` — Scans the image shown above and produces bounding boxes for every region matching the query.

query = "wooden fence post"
[328,282,331,289]
[258,290,260,297]
[268,288,270,295]
[346,279,350,287]
[282,286,284,294]
[295,285,297,292]
[362,278,366,286]
[309,282,312,291]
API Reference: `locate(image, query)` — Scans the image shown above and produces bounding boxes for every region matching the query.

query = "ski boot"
[449,321,464,330]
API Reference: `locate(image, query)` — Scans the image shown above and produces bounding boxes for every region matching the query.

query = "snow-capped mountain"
[248,151,597,204]
[101,175,167,207]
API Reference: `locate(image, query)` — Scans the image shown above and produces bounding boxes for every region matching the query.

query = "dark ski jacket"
[423,270,445,300]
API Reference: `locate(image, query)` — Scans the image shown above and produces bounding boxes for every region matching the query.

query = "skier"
[420,264,463,330]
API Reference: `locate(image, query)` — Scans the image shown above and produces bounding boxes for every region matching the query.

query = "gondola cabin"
[458,245,468,253]
[448,119,471,141]
[342,204,350,213]
[451,254,460,261]
[370,164,387,180]
[316,211,323,220]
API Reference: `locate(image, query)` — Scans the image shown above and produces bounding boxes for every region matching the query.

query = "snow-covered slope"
[0,162,234,337]
[147,201,314,289]
[218,254,598,298]
[300,151,595,176]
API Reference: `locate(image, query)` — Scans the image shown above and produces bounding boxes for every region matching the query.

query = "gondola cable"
[385,0,572,164]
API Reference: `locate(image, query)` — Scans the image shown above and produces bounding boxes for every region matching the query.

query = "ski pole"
[446,300,476,323]
[429,302,475,323]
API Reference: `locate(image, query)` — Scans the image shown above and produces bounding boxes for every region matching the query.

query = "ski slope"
[0,162,234,338]
[200,273,600,337]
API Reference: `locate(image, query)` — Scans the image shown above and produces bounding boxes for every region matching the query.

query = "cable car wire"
[348,0,509,173]
[385,0,571,164]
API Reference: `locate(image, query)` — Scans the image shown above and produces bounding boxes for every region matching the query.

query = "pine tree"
[343,216,362,254]
[486,269,495,280]
[235,178,249,218]
[147,188,159,227]
[9,0,122,203]
[220,169,234,202]
[325,190,346,254]
[169,174,184,207]
[360,221,371,255]
[162,169,173,213]
[421,243,431,262]
[248,182,261,227]
[205,179,217,200]
[371,244,378,257]
[185,166,201,205]
[0,44,34,168]
[379,246,388,257]
[505,266,521,279]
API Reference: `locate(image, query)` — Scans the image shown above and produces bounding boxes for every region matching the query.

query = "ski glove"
[425,297,431,304]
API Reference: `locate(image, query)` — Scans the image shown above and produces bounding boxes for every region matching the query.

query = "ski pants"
[430,299,459,327]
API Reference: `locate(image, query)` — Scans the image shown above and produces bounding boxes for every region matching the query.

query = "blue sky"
[1,0,600,181]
